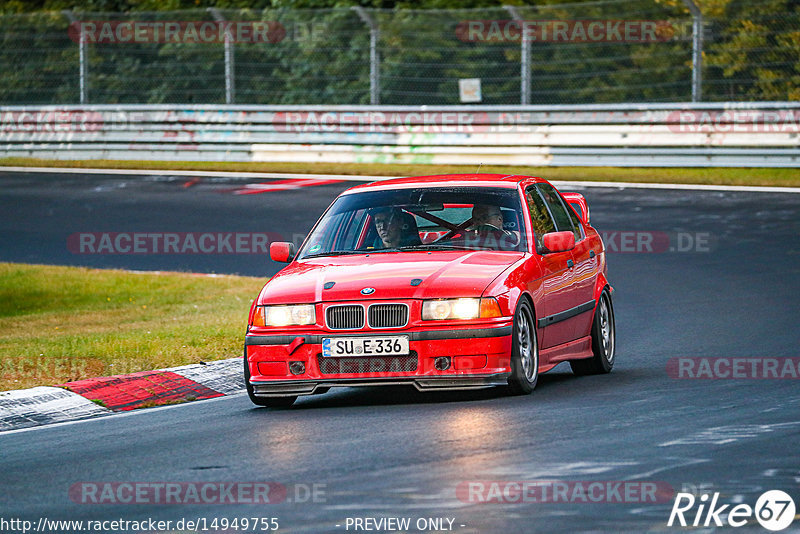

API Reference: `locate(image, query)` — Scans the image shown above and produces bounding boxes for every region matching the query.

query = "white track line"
[1,165,800,193]
[548,179,800,194]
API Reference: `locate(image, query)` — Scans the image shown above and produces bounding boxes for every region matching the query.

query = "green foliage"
[0,0,796,104]
[705,0,800,100]
[0,262,264,391]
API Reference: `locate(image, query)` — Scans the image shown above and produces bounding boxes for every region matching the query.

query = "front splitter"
[250,373,511,397]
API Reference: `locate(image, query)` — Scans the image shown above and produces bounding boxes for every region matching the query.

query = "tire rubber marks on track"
[659,421,800,446]
[233,178,344,195]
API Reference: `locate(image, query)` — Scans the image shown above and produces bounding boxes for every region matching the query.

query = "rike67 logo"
[668,490,796,531]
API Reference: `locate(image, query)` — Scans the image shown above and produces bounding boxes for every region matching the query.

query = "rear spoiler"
[561,192,590,225]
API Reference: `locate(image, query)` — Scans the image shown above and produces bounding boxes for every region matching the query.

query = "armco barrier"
[1,103,799,167]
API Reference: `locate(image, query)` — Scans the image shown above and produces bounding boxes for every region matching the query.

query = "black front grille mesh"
[368,304,408,328]
[317,352,418,375]
[326,305,364,329]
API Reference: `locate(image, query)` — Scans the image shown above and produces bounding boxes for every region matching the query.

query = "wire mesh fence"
[0,0,797,105]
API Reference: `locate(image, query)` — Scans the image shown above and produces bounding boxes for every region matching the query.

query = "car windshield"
[297,186,527,259]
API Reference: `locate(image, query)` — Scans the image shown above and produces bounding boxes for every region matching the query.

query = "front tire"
[244,349,297,408]
[507,299,539,395]
[570,290,615,376]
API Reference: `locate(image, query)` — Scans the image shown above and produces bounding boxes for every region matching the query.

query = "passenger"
[372,207,422,248]
[468,204,519,249]
[470,204,505,232]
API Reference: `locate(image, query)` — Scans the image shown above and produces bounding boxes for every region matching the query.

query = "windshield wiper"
[400,244,493,251]
[358,246,415,253]
[301,250,366,259]
[303,244,494,258]
[368,245,459,253]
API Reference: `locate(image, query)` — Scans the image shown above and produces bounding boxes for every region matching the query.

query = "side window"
[536,183,580,242]
[564,200,585,241]
[524,186,556,251]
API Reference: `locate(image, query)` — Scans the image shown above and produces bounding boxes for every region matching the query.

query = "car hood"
[259,250,524,304]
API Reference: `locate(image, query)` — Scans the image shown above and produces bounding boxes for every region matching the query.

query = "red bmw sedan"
[245,174,615,407]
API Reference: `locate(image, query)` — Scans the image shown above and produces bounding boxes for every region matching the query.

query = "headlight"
[422,298,502,320]
[253,305,316,326]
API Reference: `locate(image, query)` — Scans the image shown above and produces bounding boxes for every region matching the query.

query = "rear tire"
[244,349,297,408]
[570,290,615,376]
[507,299,539,395]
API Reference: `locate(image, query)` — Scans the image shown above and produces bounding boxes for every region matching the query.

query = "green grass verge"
[0,263,264,391]
[1,157,799,187]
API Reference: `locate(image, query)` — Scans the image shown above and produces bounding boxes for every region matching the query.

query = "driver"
[372,207,422,249]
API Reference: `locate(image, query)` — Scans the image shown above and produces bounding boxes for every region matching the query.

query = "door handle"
[567,259,574,268]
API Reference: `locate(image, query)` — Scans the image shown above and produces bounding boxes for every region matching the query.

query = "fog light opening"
[434,357,451,371]
[289,361,306,375]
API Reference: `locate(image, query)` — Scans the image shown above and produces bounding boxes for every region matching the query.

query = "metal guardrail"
[1,103,799,167]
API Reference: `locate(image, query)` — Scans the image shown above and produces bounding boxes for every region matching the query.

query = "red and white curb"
[0,387,110,431]
[0,357,243,432]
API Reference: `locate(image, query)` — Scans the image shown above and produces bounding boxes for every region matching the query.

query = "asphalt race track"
[1,170,800,533]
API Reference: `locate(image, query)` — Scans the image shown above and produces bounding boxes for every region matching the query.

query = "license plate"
[322,336,409,358]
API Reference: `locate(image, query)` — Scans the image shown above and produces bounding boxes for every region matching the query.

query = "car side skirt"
[537,300,596,329]
[540,335,593,367]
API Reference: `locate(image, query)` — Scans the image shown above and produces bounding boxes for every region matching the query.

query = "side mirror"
[541,231,575,253]
[269,242,296,263]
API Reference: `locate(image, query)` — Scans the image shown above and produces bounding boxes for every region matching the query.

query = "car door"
[523,185,576,349]
[536,183,598,340]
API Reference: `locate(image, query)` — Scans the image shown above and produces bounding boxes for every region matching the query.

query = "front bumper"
[245,324,513,398]
[250,374,511,397]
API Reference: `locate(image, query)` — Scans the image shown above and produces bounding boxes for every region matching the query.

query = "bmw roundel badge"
[360,287,376,295]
